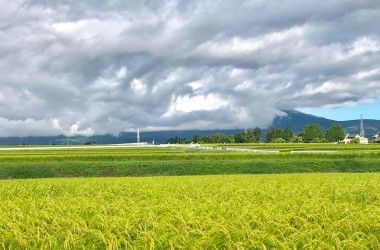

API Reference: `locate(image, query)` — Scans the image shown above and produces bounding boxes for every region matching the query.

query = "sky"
[298,97,380,121]
[0,0,379,136]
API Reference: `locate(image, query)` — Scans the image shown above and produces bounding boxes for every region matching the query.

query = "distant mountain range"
[273,110,380,136]
[1,110,379,145]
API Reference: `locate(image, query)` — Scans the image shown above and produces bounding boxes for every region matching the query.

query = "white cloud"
[348,37,380,57]
[165,94,228,115]
[52,119,94,136]
[130,79,147,94]
[195,26,305,58]
[51,18,131,44]
[354,69,379,80]
[116,67,127,79]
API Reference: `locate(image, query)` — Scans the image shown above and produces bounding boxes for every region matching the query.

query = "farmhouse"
[341,134,369,144]
[372,132,380,142]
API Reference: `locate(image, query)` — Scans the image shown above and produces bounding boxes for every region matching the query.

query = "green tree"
[253,127,262,142]
[246,129,257,142]
[325,124,345,142]
[234,132,247,143]
[200,136,210,143]
[224,135,235,143]
[192,135,201,143]
[290,133,303,143]
[283,124,293,142]
[193,133,234,143]
[209,133,224,143]
[302,124,325,143]
[166,136,189,144]
[265,128,283,143]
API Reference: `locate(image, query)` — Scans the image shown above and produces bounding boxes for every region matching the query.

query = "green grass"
[0,144,380,179]
[1,173,379,249]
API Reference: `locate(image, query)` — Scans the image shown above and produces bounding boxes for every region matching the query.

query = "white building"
[341,134,368,144]
[372,132,380,142]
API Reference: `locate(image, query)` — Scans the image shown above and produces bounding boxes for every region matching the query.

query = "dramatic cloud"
[0,0,379,136]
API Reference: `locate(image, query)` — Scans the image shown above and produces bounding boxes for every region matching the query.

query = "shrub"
[271,138,286,143]
[350,138,360,144]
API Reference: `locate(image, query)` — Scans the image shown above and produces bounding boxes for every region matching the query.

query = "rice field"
[0,144,380,178]
[1,144,380,248]
[1,173,380,249]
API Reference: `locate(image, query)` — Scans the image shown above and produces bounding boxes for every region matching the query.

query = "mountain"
[273,110,380,136]
[0,110,379,145]
[272,110,335,131]
[0,130,242,146]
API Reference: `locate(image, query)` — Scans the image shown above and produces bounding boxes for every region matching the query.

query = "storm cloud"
[0,0,379,136]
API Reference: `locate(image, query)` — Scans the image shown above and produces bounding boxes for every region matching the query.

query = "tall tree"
[325,124,345,142]
[209,133,224,143]
[192,135,201,143]
[302,123,325,143]
[253,127,262,142]
[265,128,283,142]
[283,124,293,142]
[234,132,247,143]
[246,129,257,142]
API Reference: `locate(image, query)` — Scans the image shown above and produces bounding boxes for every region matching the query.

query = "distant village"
[166,116,380,145]
[341,116,379,144]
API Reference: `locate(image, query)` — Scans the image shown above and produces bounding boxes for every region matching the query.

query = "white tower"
[360,115,365,138]
[137,128,140,143]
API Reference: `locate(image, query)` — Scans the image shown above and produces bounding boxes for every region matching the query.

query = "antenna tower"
[360,115,365,137]
[137,128,140,143]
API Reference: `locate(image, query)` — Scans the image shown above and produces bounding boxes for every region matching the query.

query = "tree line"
[166,123,348,144]
[265,123,346,143]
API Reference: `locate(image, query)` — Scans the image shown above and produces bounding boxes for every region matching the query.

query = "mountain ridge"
[0,110,379,145]
[273,109,380,136]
